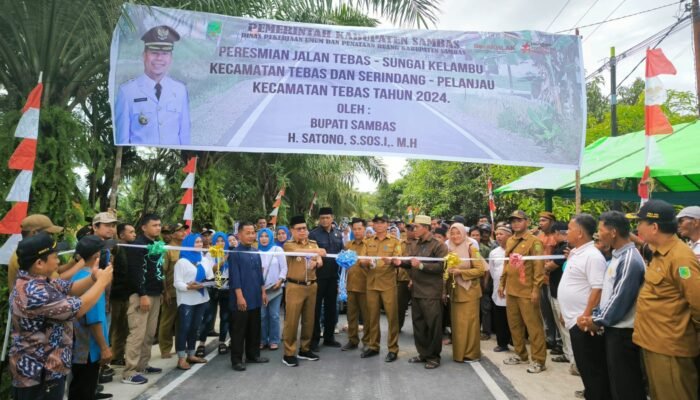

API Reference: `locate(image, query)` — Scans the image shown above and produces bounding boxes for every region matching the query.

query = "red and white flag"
[487,178,497,213]
[645,48,676,136]
[639,49,676,203]
[0,81,43,264]
[180,157,196,232]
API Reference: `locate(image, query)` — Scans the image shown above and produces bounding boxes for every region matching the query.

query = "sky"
[354,0,695,192]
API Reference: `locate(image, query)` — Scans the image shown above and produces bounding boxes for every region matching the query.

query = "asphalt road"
[135,311,523,400]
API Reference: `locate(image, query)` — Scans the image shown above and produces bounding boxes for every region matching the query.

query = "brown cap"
[539,211,556,221]
[20,214,63,234]
[414,215,431,225]
[507,210,529,221]
[92,212,119,225]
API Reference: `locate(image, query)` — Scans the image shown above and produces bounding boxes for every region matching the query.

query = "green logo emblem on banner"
[207,21,222,39]
[679,266,691,279]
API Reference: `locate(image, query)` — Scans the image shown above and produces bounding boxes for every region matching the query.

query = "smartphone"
[99,249,111,269]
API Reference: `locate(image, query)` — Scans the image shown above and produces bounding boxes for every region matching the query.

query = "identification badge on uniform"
[679,266,691,279]
[138,113,148,125]
[134,97,147,103]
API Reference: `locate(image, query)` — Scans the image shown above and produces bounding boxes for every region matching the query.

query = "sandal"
[551,355,569,363]
[187,356,208,364]
[269,344,279,351]
[195,345,205,358]
[408,356,426,364]
[424,360,440,369]
[177,359,191,370]
[218,343,229,355]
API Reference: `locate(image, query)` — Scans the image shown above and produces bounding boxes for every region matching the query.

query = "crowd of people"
[4,200,699,400]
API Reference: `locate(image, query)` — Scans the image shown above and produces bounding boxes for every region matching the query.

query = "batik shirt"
[9,270,81,387]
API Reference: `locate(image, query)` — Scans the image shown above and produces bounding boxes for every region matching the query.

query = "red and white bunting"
[180,157,196,232]
[640,48,676,204]
[0,80,42,264]
[269,187,285,227]
[487,178,497,232]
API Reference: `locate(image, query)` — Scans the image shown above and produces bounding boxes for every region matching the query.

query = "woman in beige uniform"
[447,223,486,363]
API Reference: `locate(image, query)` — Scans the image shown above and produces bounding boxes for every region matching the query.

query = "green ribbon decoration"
[145,240,166,282]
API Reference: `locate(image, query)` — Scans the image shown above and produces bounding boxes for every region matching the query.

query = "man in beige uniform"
[282,215,326,367]
[498,210,547,374]
[7,214,82,289]
[630,200,700,400]
[342,217,369,351]
[361,214,403,362]
[397,224,416,331]
[158,223,188,358]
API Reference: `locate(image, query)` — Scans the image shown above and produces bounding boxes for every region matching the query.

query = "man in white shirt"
[558,214,611,400]
[678,206,700,260]
[488,224,512,352]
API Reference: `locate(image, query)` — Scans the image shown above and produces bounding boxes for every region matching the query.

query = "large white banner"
[109,4,586,168]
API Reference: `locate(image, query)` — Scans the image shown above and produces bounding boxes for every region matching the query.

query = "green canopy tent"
[495,121,700,205]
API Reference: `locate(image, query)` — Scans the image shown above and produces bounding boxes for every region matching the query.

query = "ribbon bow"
[145,240,166,282]
[443,252,461,287]
[509,253,526,284]
[209,245,226,288]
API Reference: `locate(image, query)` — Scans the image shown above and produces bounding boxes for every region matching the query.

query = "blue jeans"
[198,288,219,341]
[218,289,230,342]
[260,293,283,345]
[177,303,207,358]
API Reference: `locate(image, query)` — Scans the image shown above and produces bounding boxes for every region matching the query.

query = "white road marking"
[470,362,510,400]
[147,349,219,400]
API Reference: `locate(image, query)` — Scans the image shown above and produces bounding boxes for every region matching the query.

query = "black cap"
[372,214,389,222]
[448,215,466,225]
[16,232,68,270]
[478,223,492,232]
[75,235,117,261]
[318,207,333,216]
[626,199,676,223]
[434,227,447,236]
[141,25,180,52]
[350,217,365,225]
[289,215,306,227]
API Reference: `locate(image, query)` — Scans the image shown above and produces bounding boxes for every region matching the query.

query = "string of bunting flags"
[0,77,43,264]
[180,156,197,232]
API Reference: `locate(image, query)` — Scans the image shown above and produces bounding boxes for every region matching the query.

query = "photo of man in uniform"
[114,25,191,145]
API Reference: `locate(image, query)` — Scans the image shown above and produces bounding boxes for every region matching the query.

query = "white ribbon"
[58,243,565,263]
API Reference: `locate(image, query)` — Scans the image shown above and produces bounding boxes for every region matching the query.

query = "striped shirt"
[592,242,646,329]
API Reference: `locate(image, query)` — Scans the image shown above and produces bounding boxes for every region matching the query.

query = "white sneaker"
[503,356,527,365]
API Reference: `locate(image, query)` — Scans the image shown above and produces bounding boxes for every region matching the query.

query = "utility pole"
[693,0,700,116]
[610,46,621,210]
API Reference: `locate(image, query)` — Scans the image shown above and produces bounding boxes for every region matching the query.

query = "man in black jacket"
[110,223,135,366]
[121,213,163,385]
[309,207,344,350]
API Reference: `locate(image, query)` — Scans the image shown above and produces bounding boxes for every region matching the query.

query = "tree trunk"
[109,146,122,210]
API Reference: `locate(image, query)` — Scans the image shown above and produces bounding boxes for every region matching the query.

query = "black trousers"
[412,297,443,362]
[12,377,66,400]
[229,307,261,364]
[540,285,559,345]
[397,281,411,330]
[312,278,338,343]
[492,304,512,348]
[605,327,646,400]
[68,359,100,400]
[570,326,612,400]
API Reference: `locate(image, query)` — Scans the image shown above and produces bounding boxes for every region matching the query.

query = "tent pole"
[575,170,582,213]
[544,190,553,212]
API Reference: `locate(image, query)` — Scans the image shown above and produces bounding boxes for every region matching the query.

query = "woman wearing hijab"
[446,223,486,363]
[174,233,214,370]
[257,228,287,350]
[209,231,232,354]
[274,226,290,248]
